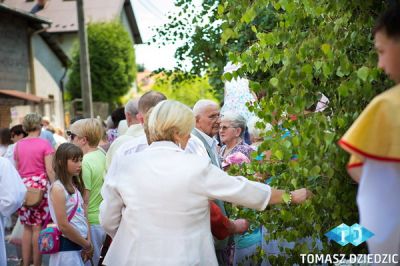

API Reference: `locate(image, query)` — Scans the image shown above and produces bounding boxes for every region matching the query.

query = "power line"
[144,0,166,17]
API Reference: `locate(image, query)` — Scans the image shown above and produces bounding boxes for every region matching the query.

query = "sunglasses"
[219,126,237,131]
[66,131,78,141]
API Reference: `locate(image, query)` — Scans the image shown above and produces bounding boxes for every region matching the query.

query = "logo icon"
[325,223,374,246]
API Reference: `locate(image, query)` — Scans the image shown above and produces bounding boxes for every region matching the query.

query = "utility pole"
[76,0,93,118]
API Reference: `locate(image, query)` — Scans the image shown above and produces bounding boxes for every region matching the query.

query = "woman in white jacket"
[100,100,311,266]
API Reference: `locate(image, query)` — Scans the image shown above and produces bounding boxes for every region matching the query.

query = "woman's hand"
[290,188,313,204]
[230,219,249,234]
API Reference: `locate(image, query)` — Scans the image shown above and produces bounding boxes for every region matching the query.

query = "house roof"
[0,3,51,25]
[3,0,142,44]
[0,89,52,103]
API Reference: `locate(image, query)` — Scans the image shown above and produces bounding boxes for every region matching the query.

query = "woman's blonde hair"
[69,118,103,147]
[147,100,194,143]
[22,113,42,132]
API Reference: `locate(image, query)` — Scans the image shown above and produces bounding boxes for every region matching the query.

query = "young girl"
[48,143,93,265]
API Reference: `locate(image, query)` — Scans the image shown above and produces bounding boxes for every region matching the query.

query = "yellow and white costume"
[339,84,400,258]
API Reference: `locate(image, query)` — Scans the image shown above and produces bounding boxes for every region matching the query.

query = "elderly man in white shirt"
[106,91,167,173]
[186,100,221,165]
[0,157,26,265]
[105,98,144,170]
[185,99,249,264]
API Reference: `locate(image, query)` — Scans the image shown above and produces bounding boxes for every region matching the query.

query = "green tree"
[137,63,145,72]
[150,73,217,107]
[154,1,276,100]
[154,1,225,98]
[219,0,390,263]
[67,21,136,106]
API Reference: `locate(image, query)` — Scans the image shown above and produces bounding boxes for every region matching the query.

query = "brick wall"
[0,105,11,128]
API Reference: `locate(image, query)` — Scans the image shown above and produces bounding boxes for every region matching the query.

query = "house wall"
[0,12,30,92]
[0,97,39,127]
[32,34,66,128]
[9,105,36,127]
[0,11,42,128]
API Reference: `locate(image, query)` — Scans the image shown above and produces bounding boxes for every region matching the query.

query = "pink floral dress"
[15,138,54,226]
[18,173,50,225]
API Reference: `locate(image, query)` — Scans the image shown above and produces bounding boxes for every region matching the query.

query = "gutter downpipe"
[59,66,68,129]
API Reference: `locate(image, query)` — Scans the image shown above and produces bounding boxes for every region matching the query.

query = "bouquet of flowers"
[222,152,250,169]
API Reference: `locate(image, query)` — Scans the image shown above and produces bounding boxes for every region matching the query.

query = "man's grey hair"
[192,99,219,117]
[124,99,139,116]
[220,111,247,138]
[138,91,167,114]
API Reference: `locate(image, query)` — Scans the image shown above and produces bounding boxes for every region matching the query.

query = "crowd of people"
[0,4,399,266]
[0,92,311,266]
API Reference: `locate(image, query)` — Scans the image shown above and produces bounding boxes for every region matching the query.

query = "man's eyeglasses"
[208,114,220,121]
[66,131,77,141]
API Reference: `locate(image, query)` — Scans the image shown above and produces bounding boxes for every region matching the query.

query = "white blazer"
[100,141,271,266]
[0,158,26,266]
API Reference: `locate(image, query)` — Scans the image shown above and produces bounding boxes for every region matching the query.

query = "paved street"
[5,240,21,266]
[5,229,49,266]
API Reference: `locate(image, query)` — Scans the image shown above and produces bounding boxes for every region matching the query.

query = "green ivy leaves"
[154,0,389,262]
[219,0,388,262]
[241,7,257,23]
[357,66,370,82]
[321,43,332,56]
[269,77,279,87]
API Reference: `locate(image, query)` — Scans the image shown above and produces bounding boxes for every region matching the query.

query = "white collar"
[148,141,183,152]
[126,124,144,136]
[194,128,217,148]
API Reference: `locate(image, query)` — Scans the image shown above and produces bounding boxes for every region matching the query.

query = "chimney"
[30,0,47,14]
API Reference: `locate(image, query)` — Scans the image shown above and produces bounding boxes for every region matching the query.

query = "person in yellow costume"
[339,4,400,257]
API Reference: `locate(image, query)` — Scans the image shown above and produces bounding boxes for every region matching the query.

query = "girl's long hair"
[53,143,85,195]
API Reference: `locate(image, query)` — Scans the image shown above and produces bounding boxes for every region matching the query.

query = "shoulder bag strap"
[42,213,52,228]
[43,188,79,228]
[67,191,79,222]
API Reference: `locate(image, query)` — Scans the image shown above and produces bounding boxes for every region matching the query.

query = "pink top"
[15,138,54,177]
